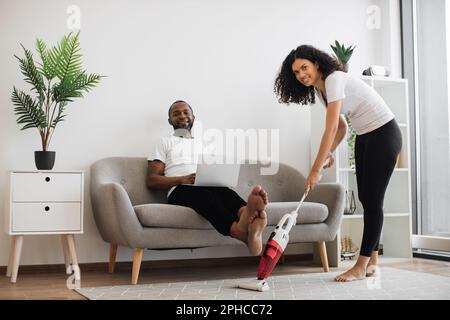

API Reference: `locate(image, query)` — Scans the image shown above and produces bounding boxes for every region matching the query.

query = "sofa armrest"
[91,182,144,247]
[305,182,345,240]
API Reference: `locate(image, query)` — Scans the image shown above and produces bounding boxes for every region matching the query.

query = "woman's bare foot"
[335,255,370,282]
[236,186,268,232]
[247,210,267,256]
[334,266,367,282]
[366,251,379,277]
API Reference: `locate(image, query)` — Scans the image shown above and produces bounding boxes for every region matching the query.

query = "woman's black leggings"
[355,119,402,257]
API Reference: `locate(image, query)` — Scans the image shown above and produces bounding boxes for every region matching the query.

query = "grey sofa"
[90,157,345,284]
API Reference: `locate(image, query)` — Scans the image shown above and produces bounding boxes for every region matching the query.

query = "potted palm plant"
[11,32,102,170]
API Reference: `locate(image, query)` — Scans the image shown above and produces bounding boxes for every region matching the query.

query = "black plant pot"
[34,151,56,170]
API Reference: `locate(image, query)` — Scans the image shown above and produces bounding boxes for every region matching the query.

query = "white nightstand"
[4,170,84,283]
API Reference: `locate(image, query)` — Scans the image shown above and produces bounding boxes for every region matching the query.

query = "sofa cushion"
[265,202,328,225]
[134,201,328,229]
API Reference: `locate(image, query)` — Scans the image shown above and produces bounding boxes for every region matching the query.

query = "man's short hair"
[168,100,193,116]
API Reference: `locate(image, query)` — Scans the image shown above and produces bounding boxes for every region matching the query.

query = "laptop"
[193,163,241,187]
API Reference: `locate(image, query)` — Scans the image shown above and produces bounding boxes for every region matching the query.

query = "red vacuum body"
[256,191,308,280]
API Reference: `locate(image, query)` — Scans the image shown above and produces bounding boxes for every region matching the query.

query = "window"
[402,0,450,255]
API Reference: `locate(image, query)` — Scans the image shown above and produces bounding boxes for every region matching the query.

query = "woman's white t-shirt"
[316,71,394,135]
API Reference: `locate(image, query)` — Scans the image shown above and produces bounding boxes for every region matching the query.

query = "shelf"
[361,75,408,88]
[343,213,410,219]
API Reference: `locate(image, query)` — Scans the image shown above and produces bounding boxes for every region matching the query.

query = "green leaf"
[53,71,102,102]
[36,38,56,80]
[51,101,68,128]
[330,44,337,54]
[47,32,83,84]
[15,44,46,95]
[11,87,47,130]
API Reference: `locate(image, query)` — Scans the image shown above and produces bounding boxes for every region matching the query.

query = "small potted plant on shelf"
[330,40,355,72]
[11,32,102,170]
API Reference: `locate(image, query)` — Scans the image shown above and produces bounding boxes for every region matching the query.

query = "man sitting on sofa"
[147,100,268,255]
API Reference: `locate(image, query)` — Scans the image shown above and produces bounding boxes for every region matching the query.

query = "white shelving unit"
[311,76,413,267]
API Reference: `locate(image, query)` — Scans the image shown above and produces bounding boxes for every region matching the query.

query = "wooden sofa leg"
[109,244,118,273]
[131,248,144,285]
[318,241,330,272]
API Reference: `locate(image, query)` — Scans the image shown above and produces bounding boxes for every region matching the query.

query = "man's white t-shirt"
[316,71,394,135]
[148,135,204,197]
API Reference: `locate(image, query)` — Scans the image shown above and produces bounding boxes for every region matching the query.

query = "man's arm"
[146,160,195,189]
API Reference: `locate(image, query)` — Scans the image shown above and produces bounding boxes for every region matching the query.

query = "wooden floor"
[1,257,449,300]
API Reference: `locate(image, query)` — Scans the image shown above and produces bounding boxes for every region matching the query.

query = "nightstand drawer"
[12,202,81,232]
[12,172,82,202]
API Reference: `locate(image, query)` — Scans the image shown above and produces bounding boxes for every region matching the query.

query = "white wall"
[0,0,397,266]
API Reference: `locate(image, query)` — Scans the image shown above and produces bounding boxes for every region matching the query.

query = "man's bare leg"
[247,211,268,256]
[236,185,268,233]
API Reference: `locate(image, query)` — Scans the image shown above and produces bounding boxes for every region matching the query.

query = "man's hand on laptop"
[179,173,196,185]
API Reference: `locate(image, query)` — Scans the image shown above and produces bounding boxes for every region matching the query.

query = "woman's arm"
[330,115,348,153]
[306,100,342,190]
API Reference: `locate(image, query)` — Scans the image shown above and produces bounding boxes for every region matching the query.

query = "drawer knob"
[45,177,51,182]
[44,206,50,211]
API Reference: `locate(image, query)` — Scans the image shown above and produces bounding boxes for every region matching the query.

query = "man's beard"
[173,128,192,137]
[173,120,193,130]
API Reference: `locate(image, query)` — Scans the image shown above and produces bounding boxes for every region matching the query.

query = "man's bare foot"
[247,211,267,256]
[236,185,268,232]
[334,265,367,282]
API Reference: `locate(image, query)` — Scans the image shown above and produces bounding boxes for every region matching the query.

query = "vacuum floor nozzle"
[236,279,270,292]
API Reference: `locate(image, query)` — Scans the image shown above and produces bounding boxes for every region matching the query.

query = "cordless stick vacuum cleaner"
[237,162,328,292]
[237,190,309,292]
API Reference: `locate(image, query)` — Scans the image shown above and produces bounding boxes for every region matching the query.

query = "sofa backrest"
[91,157,167,206]
[233,162,307,202]
[90,157,307,206]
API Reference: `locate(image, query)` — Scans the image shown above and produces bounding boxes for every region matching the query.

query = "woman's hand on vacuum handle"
[306,150,333,194]
[305,155,331,194]
[305,170,321,193]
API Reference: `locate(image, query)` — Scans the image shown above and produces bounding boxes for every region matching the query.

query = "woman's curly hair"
[274,45,343,105]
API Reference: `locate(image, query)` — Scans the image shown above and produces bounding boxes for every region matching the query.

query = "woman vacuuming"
[274,45,402,282]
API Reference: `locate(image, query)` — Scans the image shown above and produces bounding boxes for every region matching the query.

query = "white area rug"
[76,267,450,300]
